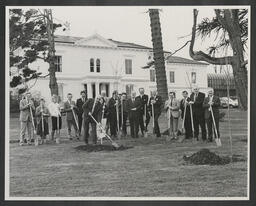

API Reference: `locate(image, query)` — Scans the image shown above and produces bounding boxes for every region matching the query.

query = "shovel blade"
[112,142,120,149]
[178,135,186,143]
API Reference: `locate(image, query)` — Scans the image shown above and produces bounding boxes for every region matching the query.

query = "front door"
[99,83,109,97]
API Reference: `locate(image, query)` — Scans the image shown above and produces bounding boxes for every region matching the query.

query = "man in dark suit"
[203,89,221,142]
[76,90,87,136]
[120,93,128,136]
[107,91,120,138]
[180,91,193,139]
[189,86,206,141]
[137,88,149,137]
[127,91,141,138]
[149,90,162,137]
[82,96,103,145]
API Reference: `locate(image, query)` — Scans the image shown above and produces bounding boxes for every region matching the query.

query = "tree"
[149,9,168,102]
[189,9,248,110]
[9,9,62,95]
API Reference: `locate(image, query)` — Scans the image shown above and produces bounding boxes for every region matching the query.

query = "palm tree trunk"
[149,9,168,102]
[45,9,58,96]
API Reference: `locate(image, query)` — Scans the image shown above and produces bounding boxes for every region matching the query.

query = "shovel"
[116,99,122,139]
[144,104,148,138]
[29,104,37,146]
[178,100,187,143]
[210,105,222,147]
[56,114,61,144]
[89,113,120,149]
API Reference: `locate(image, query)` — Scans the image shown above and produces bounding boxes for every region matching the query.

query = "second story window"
[150,69,155,82]
[191,72,196,84]
[169,71,175,83]
[96,59,100,73]
[54,56,62,72]
[90,58,94,72]
[125,59,132,74]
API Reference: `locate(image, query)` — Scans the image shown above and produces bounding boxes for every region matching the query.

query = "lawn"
[8,109,248,198]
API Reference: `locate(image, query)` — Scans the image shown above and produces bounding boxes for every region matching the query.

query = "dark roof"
[53,35,153,50]
[166,56,208,66]
[108,39,152,50]
[54,35,83,44]
[208,73,235,89]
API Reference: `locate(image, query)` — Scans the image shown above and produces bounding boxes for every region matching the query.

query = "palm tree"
[149,9,168,102]
[189,9,248,110]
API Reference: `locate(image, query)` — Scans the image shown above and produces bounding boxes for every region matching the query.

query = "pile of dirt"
[183,148,245,165]
[75,144,133,152]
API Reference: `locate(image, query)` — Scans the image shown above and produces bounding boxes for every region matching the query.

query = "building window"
[96,59,100,73]
[169,71,175,83]
[54,56,62,72]
[90,58,94,72]
[125,59,132,74]
[150,69,155,82]
[126,84,134,96]
[191,72,196,84]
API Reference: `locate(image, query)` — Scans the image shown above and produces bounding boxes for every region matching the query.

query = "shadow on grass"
[74,144,133,152]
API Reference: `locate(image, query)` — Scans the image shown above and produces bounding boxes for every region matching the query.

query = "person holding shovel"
[164,91,180,140]
[64,93,79,140]
[189,86,206,141]
[149,90,162,138]
[180,91,193,139]
[19,92,35,146]
[203,89,221,144]
[35,98,50,144]
[127,91,141,138]
[137,88,149,137]
[76,91,87,136]
[120,93,128,137]
[108,91,120,139]
[82,95,103,145]
[48,95,62,143]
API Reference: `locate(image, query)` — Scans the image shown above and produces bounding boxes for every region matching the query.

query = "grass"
[8,109,248,197]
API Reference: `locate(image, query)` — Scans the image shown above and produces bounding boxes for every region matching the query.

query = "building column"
[87,82,92,98]
[95,82,100,96]
[109,82,113,96]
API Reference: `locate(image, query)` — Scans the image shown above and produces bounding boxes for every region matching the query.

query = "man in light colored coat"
[164,91,180,140]
[64,93,79,140]
[19,92,35,145]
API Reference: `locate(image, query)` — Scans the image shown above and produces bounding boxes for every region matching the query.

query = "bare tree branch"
[170,40,191,56]
[189,9,234,65]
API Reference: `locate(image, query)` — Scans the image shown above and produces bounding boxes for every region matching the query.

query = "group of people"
[18,85,221,146]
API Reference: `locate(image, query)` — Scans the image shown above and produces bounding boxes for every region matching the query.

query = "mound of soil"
[183,148,245,165]
[75,144,133,152]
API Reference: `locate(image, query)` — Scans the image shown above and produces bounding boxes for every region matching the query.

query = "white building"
[28,34,210,103]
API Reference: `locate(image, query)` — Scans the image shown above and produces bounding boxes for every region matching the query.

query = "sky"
[51,6,218,59]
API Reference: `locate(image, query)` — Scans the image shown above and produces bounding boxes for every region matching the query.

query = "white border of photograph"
[5,5,251,201]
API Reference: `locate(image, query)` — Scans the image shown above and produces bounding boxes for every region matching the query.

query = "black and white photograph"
[4,4,252,201]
